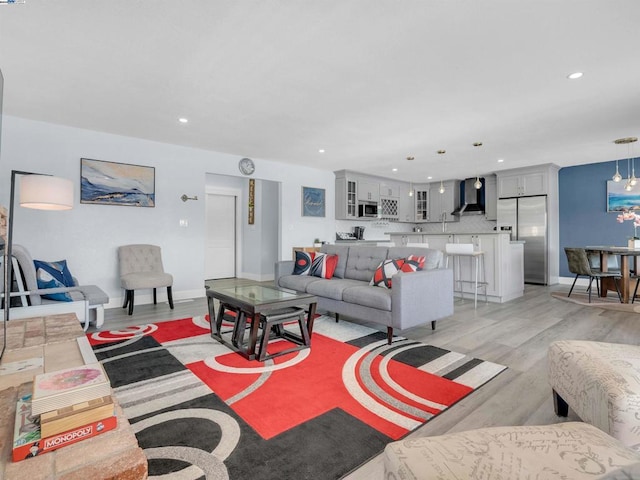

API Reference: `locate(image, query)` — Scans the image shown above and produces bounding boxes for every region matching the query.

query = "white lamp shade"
[19,175,74,210]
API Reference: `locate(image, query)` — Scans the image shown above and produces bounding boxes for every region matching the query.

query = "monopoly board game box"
[13,394,117,462]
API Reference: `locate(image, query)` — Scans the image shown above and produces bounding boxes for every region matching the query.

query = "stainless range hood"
[452,178,485,216]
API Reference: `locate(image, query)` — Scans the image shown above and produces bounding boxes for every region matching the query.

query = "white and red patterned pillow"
[370,255,426,288]
[310,253,339,279]
[293,251,339,279]
[401,255,425,273]
[370,258,406,289]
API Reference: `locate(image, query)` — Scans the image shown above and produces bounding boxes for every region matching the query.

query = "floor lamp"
[1,170,74,360]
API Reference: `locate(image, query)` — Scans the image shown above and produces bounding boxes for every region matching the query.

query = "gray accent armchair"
[118,244,174,315]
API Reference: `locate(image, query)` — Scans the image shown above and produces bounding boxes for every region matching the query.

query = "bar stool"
[445,243,488,309]
[257,307,310,361]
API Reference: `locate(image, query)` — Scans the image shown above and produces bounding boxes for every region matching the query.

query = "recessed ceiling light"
[392,168,398,172]
[427,176,433,180]
[567,72,583,80]
[497,158,504,163]
[318,149,325,153]
[178,118,188,123]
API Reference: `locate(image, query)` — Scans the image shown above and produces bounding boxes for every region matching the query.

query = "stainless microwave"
[358,203,378,217]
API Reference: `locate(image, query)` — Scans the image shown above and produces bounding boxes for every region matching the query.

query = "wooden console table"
[0,314,147,479]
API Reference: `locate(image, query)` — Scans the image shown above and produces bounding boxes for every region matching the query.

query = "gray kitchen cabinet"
[335,175,358,220]
[397,184,414,222]
[428,180,460,223]
[484,174,497,221]
[380,183,400,197]
[424,234,454,252]
[497,168,547,197]
[414,184,430,222]
[357,181,379,202]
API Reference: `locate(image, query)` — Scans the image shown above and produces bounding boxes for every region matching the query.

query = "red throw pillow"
[401,255,425,273]
[310,253,339,279]
[370,258,406,289]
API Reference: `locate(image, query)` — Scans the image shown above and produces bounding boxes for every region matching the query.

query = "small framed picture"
[302,187,325,217]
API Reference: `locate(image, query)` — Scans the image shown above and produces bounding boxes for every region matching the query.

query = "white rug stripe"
[115,370,213,418]
[454,362,507,389]
[419,351,469,376]
[311,316,394,343]
[378,344,448,411]
[342,339,422,431]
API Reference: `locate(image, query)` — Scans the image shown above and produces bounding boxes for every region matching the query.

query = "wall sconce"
[180,194,198,202]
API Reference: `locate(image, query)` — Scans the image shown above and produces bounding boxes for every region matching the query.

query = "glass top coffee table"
[206,285,318,360]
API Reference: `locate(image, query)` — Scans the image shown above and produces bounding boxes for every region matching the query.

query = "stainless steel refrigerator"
[497,196,548,284]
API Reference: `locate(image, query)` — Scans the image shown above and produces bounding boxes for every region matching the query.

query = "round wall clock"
[238,157,255,175]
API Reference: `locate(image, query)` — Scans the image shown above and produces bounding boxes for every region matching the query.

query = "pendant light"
[437,150,446,194]
[631,148,638,187]
[625,158,633,191]
[406,157,415,196]
[614,137,638,186]
[613,160,622,182]
[473,142,483,189]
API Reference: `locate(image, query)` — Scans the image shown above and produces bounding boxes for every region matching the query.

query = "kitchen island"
[388,232,524,303]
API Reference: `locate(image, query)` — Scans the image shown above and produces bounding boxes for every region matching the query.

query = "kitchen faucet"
[441,212,447,232]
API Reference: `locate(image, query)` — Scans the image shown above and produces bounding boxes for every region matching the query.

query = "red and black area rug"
[88,315,506,479]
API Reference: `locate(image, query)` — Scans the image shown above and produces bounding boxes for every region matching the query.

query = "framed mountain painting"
[80,158,155,207]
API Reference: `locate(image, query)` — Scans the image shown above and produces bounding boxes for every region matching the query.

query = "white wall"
[0,116,336,307]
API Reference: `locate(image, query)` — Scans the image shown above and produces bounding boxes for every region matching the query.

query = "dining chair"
[118,244,174,315]
[587,252,622,273]
[565,247,622,303]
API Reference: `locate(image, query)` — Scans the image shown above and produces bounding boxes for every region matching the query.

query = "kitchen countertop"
[385,231,510,235]
[335,239,390,244]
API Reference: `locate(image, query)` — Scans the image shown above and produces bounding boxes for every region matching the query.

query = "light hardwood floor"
[93,281,640,479]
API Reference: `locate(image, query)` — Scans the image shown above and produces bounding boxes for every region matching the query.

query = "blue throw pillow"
[33,259,75,302]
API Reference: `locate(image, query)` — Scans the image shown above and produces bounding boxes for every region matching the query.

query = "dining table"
[585,246,640,303]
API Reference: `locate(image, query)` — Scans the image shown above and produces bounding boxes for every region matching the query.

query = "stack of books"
[13,362,117,462]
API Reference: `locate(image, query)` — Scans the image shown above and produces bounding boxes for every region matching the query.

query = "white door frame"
[205,186,243,279]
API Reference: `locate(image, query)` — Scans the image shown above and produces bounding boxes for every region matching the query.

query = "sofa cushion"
[344,246,389,282]
[306,278,365,301]
[278,274,322,292]
[320,244,350,278]
[388,247,443,270]
[343,285,392,311]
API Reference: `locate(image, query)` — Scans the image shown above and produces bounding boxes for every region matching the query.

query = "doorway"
[205,193,237,279]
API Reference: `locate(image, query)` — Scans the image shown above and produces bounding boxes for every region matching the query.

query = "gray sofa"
[275,245,453,343]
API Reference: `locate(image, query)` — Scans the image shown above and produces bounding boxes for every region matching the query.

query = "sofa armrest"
[274,260,295,287]
[391,268,453,330]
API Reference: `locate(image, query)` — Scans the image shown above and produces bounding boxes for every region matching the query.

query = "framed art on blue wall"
[302,186,325,217]
[80,158,155,207]
[607,180,640,212]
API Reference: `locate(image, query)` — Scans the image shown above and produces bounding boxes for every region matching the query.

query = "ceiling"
[1,0,639,182]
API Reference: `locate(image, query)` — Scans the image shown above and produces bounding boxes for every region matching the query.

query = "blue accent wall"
[559,159,640,277]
